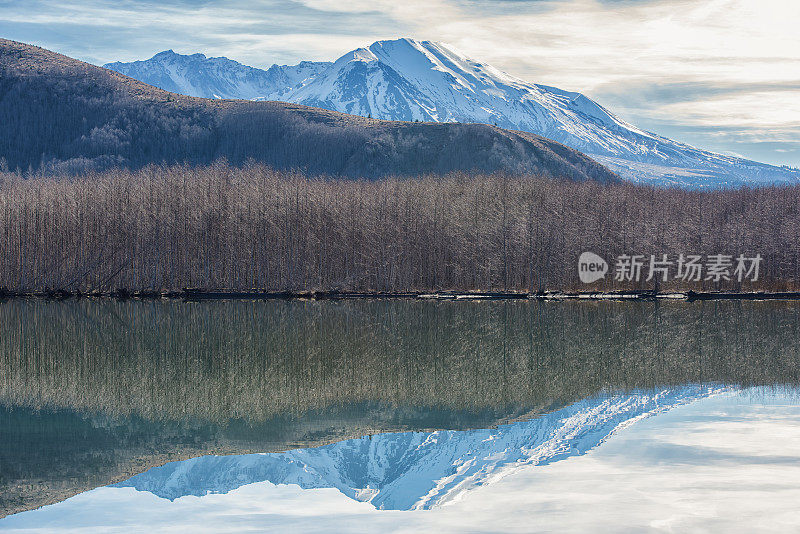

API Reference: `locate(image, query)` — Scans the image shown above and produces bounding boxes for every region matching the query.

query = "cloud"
[419,0,800,164]
[0,0,397,64]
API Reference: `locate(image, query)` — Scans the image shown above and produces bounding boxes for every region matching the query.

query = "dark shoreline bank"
[2,289,800,302]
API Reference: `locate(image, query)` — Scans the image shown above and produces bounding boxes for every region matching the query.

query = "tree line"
[1,163,798,293]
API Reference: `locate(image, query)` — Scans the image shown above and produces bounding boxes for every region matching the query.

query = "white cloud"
[420,0,800,164]
[656,91,800,128]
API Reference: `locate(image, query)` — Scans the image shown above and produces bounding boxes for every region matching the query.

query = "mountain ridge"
[104,50,330,101]
[105,38,800,187]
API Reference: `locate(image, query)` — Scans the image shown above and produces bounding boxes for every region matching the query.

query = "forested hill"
[0,38,618,181]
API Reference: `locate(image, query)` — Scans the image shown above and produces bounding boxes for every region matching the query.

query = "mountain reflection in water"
[115,386,725,510]
[1,299,799,517]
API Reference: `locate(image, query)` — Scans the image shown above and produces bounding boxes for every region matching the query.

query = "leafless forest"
[1,163,799,293]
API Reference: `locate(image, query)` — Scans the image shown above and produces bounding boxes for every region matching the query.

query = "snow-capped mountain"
[105,50,330,101]
[114,386,725,510]
[104,39,800,187]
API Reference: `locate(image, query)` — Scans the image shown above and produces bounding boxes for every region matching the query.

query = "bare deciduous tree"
[1,164,797,293]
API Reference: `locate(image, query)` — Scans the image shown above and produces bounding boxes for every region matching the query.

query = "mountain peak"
[369,37,428,50]
[334,47,378,65]
[367,37,456,52]
[330,39,450,68]
[152,49,177,59]
[365,38,463,65]
[151,49,209,62]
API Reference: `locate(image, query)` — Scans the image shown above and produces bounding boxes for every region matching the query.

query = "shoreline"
[2,289,800,302]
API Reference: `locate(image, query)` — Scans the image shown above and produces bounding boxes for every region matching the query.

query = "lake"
[1,299,799,531]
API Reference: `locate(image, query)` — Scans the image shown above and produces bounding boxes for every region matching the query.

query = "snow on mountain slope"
[105,50,330,101]
[114,385,726,510]
[104,39,800,187]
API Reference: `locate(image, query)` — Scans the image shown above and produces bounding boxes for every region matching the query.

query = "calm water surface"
[1,299,799,531]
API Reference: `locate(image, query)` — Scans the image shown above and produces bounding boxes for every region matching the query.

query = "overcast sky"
[2,0,798,166]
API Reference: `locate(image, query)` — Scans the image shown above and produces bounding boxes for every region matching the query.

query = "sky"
[3,389,800,532]
[1,0,798,166]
